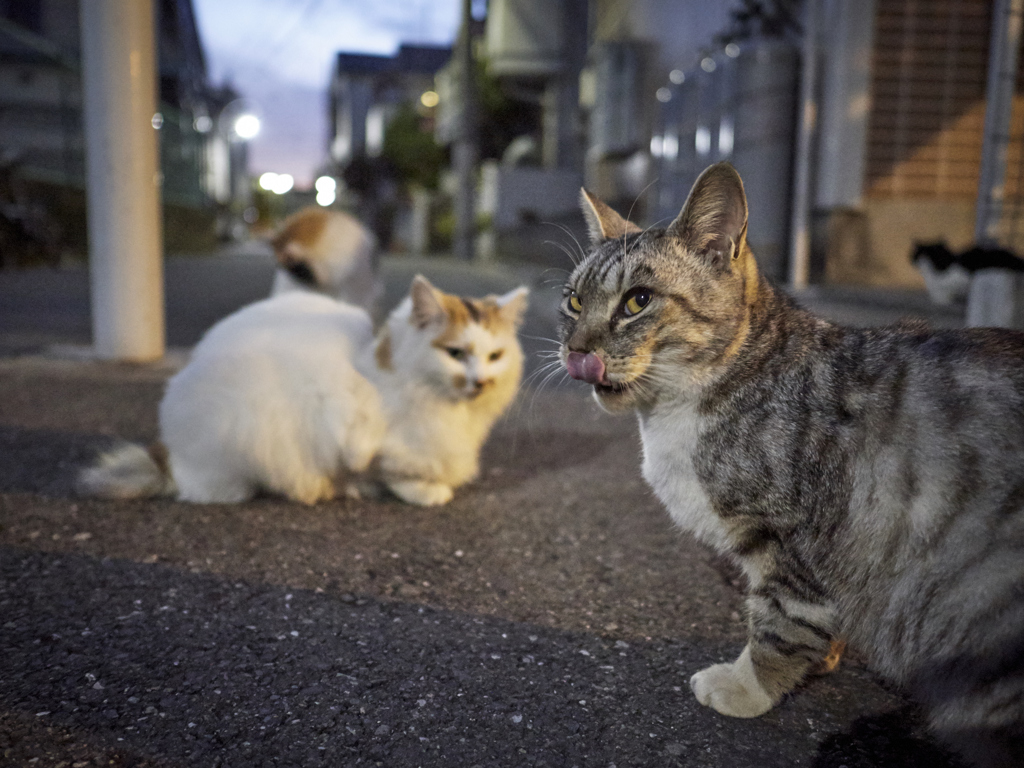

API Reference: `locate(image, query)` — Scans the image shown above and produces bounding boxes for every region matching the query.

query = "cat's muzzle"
[566,351,635,403]
[565,351,607,385]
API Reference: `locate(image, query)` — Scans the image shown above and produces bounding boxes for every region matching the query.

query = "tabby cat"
[560,162,1024,766]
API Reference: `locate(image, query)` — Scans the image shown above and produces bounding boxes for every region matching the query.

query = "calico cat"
[269,206,382,314]
[560,162,1024,766]
[79,276,527,507]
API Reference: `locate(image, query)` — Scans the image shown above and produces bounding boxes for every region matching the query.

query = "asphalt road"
[0,247,968,767]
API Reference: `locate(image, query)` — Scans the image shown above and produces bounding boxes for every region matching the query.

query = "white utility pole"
[788,0,818,290]
[975,0,1024,246]
[967,0,1024,328]
[80,0,165,360]
[453,0,478,262]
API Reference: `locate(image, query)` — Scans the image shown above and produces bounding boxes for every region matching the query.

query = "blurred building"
[477,0,742,263]
[472,0,1023,290]
[0,0,246,257]
[328,44,451,167]
[326,44,450,250]
[646,1,802,282]
[641,0,1024,289]
[807,0,1018,289]
[473,0,589,234]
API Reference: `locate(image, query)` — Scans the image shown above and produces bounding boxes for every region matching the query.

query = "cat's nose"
[565,352,606,384]
[469,378,493,397]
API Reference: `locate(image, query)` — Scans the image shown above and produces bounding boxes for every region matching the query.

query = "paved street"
[0,245,968,767]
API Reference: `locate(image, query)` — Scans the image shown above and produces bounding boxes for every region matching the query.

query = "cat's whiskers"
[543,239,583,268]
[543,221,590,266]
[540,276,570,288]
[541,266,572,278]
[624,216,672,264]
[517,362,573,425]
[522,358,567,389]
[624,178,659,228]
[522,333,564,345]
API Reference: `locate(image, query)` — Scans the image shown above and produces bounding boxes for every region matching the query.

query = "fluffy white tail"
[77,442,176,499]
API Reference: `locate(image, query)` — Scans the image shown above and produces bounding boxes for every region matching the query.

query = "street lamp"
[258,172,293,195]
[233,113,261,140]
[214,98,262,238]
[315,175,336,207]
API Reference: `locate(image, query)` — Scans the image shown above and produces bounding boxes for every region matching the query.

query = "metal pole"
[80,0,165,361]
[453,0,477,262]
[788,0,819,290]
[975,0,1024,245]
[543,0,587,171]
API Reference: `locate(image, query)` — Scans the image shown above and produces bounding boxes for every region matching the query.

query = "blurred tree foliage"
[381,104,446,191]
[381,59,542,193]
[477,59,540,162]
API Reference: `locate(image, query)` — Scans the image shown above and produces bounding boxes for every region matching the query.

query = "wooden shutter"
[866,0,996,199]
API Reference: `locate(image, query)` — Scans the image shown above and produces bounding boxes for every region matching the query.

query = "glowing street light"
[233,113,261,140]
[420,90,439,108]
[315,175,337,206]
[258,172,293,194]
[274,174,293,194]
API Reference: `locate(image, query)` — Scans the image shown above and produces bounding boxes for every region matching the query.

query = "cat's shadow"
[0,425,615,499]
[812,705,966,768]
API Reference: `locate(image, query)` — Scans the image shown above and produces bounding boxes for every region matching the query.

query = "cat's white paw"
[388,480,454,506]
[689,646,774,718]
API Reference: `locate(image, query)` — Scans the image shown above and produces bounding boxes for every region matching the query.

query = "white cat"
[269,206,382,314]
[79,276,528,506]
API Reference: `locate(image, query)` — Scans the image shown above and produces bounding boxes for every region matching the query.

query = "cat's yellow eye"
[624,288,652,316]
[568,291,583,313]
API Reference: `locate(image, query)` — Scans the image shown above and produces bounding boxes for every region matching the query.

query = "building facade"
[0,0,243,256]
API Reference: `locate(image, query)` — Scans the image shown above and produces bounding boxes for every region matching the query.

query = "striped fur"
[560,163,1024,766]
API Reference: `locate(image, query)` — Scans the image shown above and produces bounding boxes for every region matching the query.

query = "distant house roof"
[394,44,451,73]
[335,44,450,77]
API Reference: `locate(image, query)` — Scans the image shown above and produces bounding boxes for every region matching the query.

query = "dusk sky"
[192,0,462,187]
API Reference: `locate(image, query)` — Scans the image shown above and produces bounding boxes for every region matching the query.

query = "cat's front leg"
[339,404,385,474]
[691,591,838,718]
[387,478,454,506]
[690,644,774,718]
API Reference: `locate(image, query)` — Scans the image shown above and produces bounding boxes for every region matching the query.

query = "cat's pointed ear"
[409,275,446,329]
[580,188,642,245]
[667,162,748,270]
[494,286,529,328]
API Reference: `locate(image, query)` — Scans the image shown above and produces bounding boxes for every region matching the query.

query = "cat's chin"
[592,381,641,412]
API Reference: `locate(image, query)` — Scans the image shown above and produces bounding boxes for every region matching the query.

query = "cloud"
[195,0,459,89]
[192,0,460,184]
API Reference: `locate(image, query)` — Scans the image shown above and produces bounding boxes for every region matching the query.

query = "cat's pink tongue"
[566,352,606,385]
